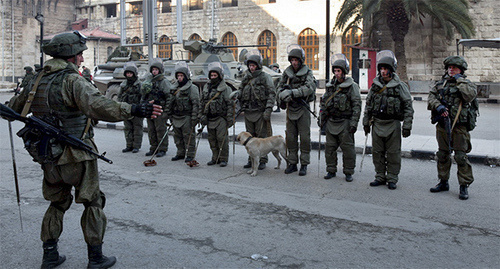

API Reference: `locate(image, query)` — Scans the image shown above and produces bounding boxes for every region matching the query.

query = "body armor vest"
[240,71,269,112]
[435,80,470,125]
[369,84,404,121]
[171,85,194,116]
[324,83,353,120]
[203,83,228,119]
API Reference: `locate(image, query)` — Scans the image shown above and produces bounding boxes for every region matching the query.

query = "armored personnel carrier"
[93,40,281,100]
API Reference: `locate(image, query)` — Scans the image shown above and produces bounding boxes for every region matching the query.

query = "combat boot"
[430,180,449,193]
[284,164,298,174]
[345,174,353,182]
[122,147,133,153]
[324,172,336,180]
[41,240,66,269]
[258,163,266,170]
[243,161,252,168]
[299,165,307,176]
[459,185,469,200]
[87,244,116,269]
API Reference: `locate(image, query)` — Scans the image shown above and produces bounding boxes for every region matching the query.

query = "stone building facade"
[2,0,498,92]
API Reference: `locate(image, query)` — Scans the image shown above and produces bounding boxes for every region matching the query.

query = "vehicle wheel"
[105,84,121,101]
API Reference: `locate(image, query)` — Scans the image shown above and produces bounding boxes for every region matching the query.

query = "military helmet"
[34,64,42,72]
[376,50,397,72]
[174,61,191,80]
[42,31,88,58]
[287,44,305,64]
[24,66,33,72]
[443,55,468,71]
[207,62,224,79]
[150,58,164,74]
[123,62,138,77]
[269,63,280,69]
[245,49,263,69]
[331,53,350,74]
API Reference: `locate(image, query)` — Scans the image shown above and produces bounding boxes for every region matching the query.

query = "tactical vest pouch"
[466,98,479,131]
[17,125,64,164]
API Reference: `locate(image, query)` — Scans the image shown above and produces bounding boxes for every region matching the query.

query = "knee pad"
[50,195,73,212]
[83,191,106,209]
[436,150,450,164]
[454,151,468,166]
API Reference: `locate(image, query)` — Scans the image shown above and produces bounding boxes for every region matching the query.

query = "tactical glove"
[436,105,447,114]
[131,103,155,118]
[263,108,272,121]
[363,125,371,135]
[199,115,208,126]
[349,126,357,134]
[402,128,411,138]
[291,89,301,98]
[279,90,292,102]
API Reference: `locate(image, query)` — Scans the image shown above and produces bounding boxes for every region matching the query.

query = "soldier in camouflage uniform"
[362,50,414,190]
[230,50,276,170]
[199,62,233,167]
[19,66,35,90]
[8,31,161,269]
[319,54,361,182]
[82,66,92,82]
[168,62,200,162]
[278,45,316,176]
[142,58,172,157]
[118,62,144,153]
[428,56,477,200]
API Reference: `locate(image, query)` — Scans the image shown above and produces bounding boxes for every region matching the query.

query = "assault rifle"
[300,99,318,119]
[0,103,113,164]
[432,112,452,153]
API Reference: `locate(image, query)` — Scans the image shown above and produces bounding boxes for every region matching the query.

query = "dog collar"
[243,136,253,146]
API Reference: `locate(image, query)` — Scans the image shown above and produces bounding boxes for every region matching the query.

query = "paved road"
[1,123,499,268]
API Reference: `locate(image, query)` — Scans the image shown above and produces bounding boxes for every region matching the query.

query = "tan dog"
[236,131,288,176]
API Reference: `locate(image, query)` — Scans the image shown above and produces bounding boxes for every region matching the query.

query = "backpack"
[466,97,479,131]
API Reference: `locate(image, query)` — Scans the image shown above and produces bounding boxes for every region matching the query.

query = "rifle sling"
[204,91,221,113]
[21,71,46,117]
[451,101,462,131]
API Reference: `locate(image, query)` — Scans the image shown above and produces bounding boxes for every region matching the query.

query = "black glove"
[436,105,447,114]
[349,126,357,134]
[402,129,411,138]
[363,125,371,135]
[131,103,155,118]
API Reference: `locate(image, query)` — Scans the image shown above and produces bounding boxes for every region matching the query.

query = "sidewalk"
[96,115,500,166]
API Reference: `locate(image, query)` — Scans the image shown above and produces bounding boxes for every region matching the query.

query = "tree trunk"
[393,35,408,82]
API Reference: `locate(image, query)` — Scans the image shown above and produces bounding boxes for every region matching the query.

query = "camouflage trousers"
[173,120,196,158]
[124,117,144,149]
[436,124,474,185]
[325,123,356,175]
[207,118,229,162]
[372,121,401,183]
[147,113,169,152]
[41,160,106,245]
[245,115,271,164]
[286,112,311,165]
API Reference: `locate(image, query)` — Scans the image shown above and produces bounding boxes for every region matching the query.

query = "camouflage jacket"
[141,74,171,108]
[277,64,316,114]
[119,78,143,105]
[363,74,414,130]
[237,69,276,113]
[320,76,361,129]
[20,72,36,89]
[199,79,233,122]
[168,80,200,122]
[9,58,133,165]
[427,74,477,126]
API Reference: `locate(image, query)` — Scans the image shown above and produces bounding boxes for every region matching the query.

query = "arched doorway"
[341,26,362,68]
[158,35,172,59]
[298,28,319,70]
[258,30,277,67]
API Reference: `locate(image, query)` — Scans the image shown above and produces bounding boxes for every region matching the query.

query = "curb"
[96,122,499,166]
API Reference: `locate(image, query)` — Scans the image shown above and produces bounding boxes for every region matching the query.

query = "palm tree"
[335,0,475,81]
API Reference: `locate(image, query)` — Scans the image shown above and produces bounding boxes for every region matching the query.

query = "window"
[130,1,142,16]
[104,4,117,18]
[342,26,362,68]
[189,0,203,10]
[188,33,202,60]
[131,37,142,53]
[222,32,238,60]
[255,0,276,4]
[158,0,171,13]
[258,30,277,67]
[158,35,172,59]
[222,0,238,7]
[298,28,319,70]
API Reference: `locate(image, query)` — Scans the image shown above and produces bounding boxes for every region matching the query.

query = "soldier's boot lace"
[430,180,449,193]
[41,240,66,269]
[87,244,116,269]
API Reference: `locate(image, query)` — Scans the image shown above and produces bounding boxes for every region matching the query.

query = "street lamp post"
[35,13,44,68]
